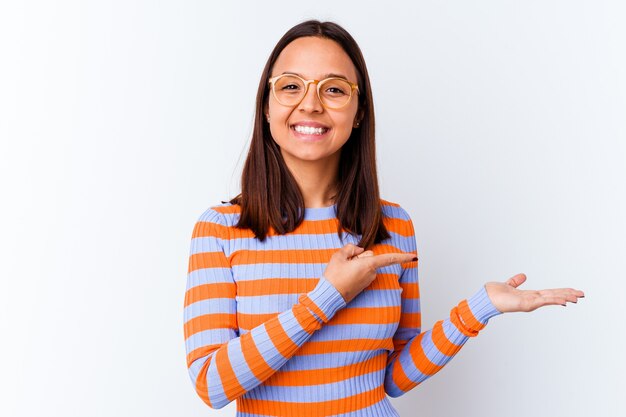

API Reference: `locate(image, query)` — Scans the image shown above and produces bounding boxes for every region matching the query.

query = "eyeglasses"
[268,74,359,110]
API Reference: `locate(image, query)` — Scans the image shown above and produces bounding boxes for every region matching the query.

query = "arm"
[384,213,502,397]
[183,207,346,409]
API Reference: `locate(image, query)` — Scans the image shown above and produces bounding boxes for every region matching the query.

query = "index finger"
[368,253,417,269]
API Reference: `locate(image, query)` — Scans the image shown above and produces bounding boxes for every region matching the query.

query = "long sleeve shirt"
[183,199,503,416]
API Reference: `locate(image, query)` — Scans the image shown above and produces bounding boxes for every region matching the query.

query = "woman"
[183,20,584,416]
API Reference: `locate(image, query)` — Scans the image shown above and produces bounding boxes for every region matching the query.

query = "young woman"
[183,20,584,416]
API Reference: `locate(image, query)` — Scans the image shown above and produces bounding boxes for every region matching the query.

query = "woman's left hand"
[484,273,585,313]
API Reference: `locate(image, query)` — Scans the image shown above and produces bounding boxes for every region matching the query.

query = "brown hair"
[227,19,390,249]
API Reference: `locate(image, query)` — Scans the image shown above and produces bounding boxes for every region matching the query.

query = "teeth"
[294,125,328,135]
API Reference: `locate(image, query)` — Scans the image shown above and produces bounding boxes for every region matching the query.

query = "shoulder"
[380,198,412,222]
[191,202,242,244]
[380,198,417,252]
[195,202,242,227]
[380,198,416,240]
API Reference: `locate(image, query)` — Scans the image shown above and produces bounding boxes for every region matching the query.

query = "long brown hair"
[227,19,390,249]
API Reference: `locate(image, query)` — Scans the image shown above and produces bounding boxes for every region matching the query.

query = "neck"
[282,152,340,208]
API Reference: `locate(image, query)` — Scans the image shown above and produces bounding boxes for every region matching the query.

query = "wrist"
[467,285,504,322]
[299,275,347,323]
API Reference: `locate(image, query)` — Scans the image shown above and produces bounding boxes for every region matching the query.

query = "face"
[265,36,361,168]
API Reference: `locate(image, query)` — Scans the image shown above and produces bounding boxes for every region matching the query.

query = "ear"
[263,103,269,121]
[353,108,365,127]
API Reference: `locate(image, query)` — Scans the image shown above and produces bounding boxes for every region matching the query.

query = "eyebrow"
[281,71,351,80]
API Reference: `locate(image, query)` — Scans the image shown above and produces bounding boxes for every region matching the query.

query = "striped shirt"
[183,199,502,416]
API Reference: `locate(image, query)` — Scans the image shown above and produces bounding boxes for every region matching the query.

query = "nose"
[297,82,324,113]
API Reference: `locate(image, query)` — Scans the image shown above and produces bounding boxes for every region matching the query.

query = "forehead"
[271,36,358,82]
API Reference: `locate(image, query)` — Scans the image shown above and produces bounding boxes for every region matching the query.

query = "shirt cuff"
[465,285,503,324]
[299,275,347,323]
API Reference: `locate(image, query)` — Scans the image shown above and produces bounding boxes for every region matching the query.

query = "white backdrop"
[1,1,624,416]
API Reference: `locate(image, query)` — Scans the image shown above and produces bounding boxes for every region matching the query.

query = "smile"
[292,125,330,135]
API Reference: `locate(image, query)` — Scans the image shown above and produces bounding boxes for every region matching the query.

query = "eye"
[322,79,351,96]
[326,86,347,95]
[281,83,301,91]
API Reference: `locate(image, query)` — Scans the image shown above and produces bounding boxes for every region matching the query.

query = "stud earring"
[266,114,270,122]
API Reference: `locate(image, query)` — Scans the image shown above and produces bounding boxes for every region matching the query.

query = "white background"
[1,1,624,416]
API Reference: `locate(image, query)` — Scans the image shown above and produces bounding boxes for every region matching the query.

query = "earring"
[266,114,270,122]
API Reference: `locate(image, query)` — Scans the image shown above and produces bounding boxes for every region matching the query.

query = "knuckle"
[342,244,355,255]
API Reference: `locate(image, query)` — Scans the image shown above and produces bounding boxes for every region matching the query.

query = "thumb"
[356,250,375,259]
[341,244,365,259]
[505,273,527,288]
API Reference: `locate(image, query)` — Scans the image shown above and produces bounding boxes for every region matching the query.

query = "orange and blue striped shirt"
[183,199,502,416]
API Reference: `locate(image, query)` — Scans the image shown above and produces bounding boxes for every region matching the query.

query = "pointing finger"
[369,253,417,269]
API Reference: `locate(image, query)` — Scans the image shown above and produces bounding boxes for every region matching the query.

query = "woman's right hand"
[323,243,417,303]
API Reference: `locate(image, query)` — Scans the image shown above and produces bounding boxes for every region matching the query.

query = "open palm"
[485,274,585,313]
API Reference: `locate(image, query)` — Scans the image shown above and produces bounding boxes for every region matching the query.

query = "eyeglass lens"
[272,75,353,109]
